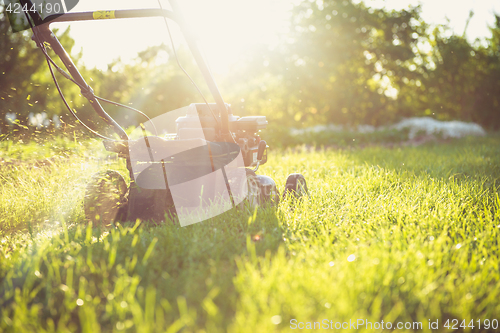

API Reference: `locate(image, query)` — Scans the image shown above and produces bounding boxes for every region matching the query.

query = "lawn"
[1,136,499,332]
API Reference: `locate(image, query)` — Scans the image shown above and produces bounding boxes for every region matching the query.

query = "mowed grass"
[0,136,499,332]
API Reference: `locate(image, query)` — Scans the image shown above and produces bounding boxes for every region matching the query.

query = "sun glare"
[49,0,499,73]
[367,0,500,42]
[51,0,292,73]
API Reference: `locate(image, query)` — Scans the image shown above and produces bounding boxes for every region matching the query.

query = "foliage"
[0,4,44,134]
[281,0,423,126]
[222,1,500,129]
[0,3,98,138]
[420,18,500,126]
[2,0,500,139]
[83,43,206,130]
[0,136,499,331]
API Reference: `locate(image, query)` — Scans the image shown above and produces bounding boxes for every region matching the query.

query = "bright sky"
[52,0,293,73]
[367,0,500,40]
[52,0,500,72]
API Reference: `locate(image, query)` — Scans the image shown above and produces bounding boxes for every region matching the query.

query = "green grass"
[1,136,499,332]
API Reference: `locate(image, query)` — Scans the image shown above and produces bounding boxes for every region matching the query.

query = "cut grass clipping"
[0,136,499,332]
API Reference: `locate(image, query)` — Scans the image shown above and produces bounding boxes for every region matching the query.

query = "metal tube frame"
[18,0,232,140]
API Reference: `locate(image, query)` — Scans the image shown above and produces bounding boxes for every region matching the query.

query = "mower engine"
[175,103,268,168]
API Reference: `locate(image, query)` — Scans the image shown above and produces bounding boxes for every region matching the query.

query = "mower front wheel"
[283,173,308,200]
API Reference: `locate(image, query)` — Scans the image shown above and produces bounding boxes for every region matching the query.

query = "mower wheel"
[229,169,279,210]
[255,174,280,206]
[84,170,128,225]
[242,169,261,209]
[283,173,308,200]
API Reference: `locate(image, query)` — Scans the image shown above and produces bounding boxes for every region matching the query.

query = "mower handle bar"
[43,9,176,24]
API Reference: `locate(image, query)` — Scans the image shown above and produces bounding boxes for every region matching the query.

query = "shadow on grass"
[0,203,284,332]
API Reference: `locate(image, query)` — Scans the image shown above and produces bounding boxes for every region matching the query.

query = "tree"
[221,0,427,128]
[1,4,90,134]
[222,0,500,129]
[0,4,45,133]
[417,15,500,128]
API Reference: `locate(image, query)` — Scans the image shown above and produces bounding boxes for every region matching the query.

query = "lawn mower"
[12,0,309,226]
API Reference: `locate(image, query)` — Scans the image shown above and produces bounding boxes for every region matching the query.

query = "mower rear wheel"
[84,170,128,225]
[240,169,261,209]
[283,173,308,200]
